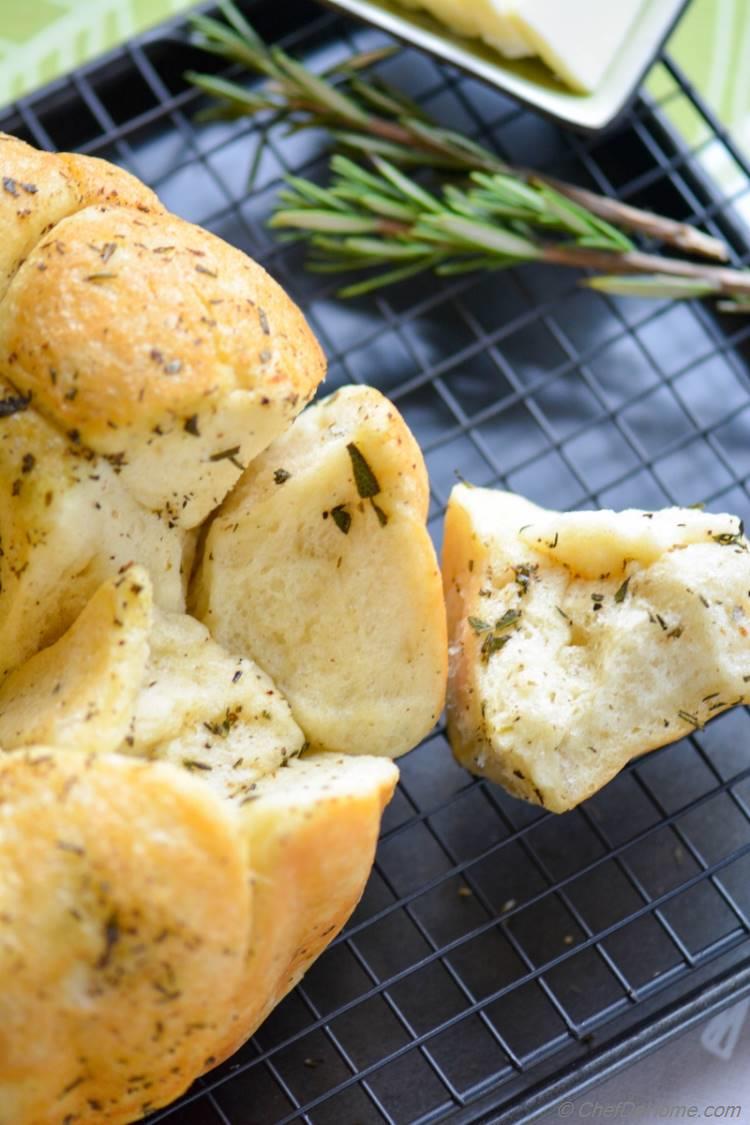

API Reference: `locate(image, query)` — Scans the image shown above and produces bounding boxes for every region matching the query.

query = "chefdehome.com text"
[557,1101,743,1119]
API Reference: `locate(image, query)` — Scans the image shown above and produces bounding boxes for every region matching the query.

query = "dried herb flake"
[371,499,388,526]
[481,632,511,662]
[614,577,630,604]
[0,393,30,418]
[210,446,244,471]
[331,505,351,535]
[347,442,380,499]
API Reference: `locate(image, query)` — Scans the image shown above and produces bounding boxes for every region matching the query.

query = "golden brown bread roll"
[0,135,410,1123]
[0,203,326,526]
[0,130,325,525]
[0,132,161,300]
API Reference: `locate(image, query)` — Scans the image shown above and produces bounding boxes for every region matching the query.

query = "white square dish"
[320,0,690,132]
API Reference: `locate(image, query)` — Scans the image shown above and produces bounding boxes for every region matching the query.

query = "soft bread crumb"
[192,385,447,758]
[121,607,306,801]
[443,485,750,812]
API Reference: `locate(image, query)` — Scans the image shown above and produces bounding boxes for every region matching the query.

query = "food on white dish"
[395,0,648,92]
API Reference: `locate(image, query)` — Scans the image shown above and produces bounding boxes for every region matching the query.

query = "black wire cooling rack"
[3,2,750,1121]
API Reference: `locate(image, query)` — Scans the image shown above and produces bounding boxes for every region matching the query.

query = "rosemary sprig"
[187,3,750,305]
[269,155,750,301]
[187,1,726,262]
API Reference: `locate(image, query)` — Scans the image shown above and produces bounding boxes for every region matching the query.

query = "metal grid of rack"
[2,2,750,1120]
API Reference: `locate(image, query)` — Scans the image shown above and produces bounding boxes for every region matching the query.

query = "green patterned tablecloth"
[0,0,191,104]
[0,0,747,201]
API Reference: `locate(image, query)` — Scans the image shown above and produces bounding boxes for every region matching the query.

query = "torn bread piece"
[0,565,306,795]
[443,485,750,813]
[192,384,447,758]
[0,567,152,753]
[0,749,251,1125]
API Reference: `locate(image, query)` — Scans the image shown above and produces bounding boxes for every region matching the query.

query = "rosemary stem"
[541,243,750,294]
[531,174,728,262]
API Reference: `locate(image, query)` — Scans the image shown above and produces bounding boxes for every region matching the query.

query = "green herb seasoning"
[331,505,352,535]
[347,442,380,499]
[210,446,244,471]
[481,632,511,662]
[513,564,536,595]
[614,577,630,603]
[371,500,388,527]
[712,529,747,549]
[496,609,521,630]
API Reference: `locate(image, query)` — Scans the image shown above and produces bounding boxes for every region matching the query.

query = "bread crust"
[0,132,160,300]
[0,749,251,1125]
[212,753,398,1064]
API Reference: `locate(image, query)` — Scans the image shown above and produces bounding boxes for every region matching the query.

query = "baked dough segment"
[122,608,306,799]
[0,203,326,527]
[0,567,152,753]
[0,375,187,680]
[192,384,447,758]
[0,132,160,300]
[0,750,250,1125]
[443,485,750,813]
[212,752,399,1065]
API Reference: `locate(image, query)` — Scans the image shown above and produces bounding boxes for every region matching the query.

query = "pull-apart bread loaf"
[444,485,750,813]
[0,135,439,1124]
[192,384,448,757]
[0,569,397,1123]
[0,132,325,676]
